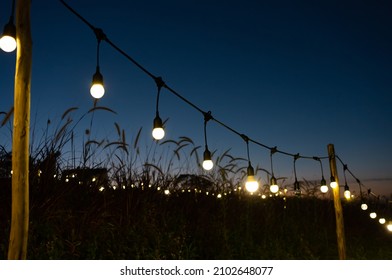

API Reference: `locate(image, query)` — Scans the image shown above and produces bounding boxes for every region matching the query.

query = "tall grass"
[0,106,391,259]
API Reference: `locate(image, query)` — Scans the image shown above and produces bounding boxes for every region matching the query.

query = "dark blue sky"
[1,0,391,195]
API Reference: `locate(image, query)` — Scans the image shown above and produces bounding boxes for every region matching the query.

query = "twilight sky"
[1,0,391,195]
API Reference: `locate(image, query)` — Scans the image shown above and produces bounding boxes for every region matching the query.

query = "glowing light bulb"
[0,35,16,52]
[152,115,165,140]
[370,212,377,219]
[379,218,386,225]
[330,181,338,189]
[202,148,213,170]
[270,184,279,194]
[202,159,213,171]
[361,203,368,211]
[387,224,392,232]
[245,175,259,193]
[344,190,351,200]
[0,22,16,53]
[90,69,105,99]
[269,176,279,194]
[320,185,329,193]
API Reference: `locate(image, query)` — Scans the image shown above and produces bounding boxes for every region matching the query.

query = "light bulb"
[370,212,377,219]
[152,115,165,140]
[269,176,279,193]
[90,84,105,99]
[90,69,105,99]
[202,148,213,170]
[344,190,351,200]
[330,181,338,189]
[0,22,16,53]
[387,224,392,232]
[361,203,368,211]
[152,127,165,140]
[379,218,386,225]
[202,159,213,171]
[245,175,259,193]
[0,35,16,52]
[320,185,329,193]
[270,184,279,194]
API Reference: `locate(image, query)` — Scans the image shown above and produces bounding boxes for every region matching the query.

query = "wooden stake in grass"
[327,144,346,260]
[8,0,32,260]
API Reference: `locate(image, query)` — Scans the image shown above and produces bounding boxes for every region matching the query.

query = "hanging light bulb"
[369,212,377,219]
[379,218,386,225]
[360,203,368,211]
[0,21,16,52]
[387,223,392,232]
[320,177,328,193]
[343,184,351,200]
[202,147,213,171]
[269,176,279,194]
[294,179,301,196]
[245,164,259,193]
[90,67,105,99]
[269,148,279,194]
[152,77,166,140]
[202,111,214,170]
[0,0,16,53]
[152,115,165,140]
[330,176,338,189]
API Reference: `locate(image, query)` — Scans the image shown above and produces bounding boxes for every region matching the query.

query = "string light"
[243,135,259,193]
[314,157,328,193]
[293,154,301,196]
[269,147,279,194]
[90,29,106,99]
[59,1,391,232]
[0,0,16,53]
[342,164,351,200]
[370,212,377,219]
[152,77,166,140]
[202,111,213,170]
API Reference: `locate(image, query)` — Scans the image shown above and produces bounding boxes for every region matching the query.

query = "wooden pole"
[327,144,346,260]
[8,0,32,260]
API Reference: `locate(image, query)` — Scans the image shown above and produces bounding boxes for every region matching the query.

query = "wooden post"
[327,144,346,260]
[8,0,32,260]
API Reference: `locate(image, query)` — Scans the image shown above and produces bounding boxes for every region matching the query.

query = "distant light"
[217,194,222,199]
[361,203,368,211]
[379,218,386,225]
[164,189,170,195]
[370,212,377,219]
